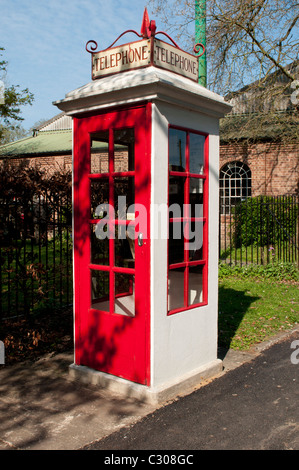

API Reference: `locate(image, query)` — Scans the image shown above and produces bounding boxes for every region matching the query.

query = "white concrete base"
[69,359,223,405]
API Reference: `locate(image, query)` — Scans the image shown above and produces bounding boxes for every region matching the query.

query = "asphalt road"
[84,330,299,451]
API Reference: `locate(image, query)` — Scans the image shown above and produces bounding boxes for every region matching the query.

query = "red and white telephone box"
[54,10,231,403]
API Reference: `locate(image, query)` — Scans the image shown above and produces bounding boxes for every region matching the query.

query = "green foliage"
[232,196,298,247]
[0,47,34,144]
[218,261,299,281]
[0,47,7,72]
[1,84,34,122]
[0,123,28,145]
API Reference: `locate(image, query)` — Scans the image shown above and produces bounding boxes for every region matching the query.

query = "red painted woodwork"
[73,104,151,385]
[167,125,209,315]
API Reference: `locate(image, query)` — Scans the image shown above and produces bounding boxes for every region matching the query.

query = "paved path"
[84,329,299,451]
[0,327,298,450]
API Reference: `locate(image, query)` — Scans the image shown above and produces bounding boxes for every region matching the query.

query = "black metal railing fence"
[219,195,299,266]
[1,186,298,320]
[0,168,72,321]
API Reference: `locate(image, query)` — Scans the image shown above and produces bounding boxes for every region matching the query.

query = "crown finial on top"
[140,7,158,39]
[141,7,150,38]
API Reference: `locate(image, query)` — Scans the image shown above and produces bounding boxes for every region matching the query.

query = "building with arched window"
[219,62,298,202]
[219,112,298,201]
[220,161,251,214]
[219,62,298,251]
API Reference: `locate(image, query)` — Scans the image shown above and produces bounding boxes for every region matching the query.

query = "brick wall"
[2,141,298,196]
[90,151,128,174]
[220,141,299,196]
[0,154,72,174]
[2,150,129,176]
[219,140,298,251]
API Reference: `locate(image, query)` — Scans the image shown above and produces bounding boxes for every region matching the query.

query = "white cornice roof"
[53,66,232,118]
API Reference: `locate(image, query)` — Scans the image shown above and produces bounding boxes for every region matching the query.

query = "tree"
[0,47,34,144]
[148,0,299,98]
[0,121,28,145]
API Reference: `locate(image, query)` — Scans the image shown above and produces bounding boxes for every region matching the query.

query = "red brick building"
[219,113,298,215]
[0,113,73,174]
[0,112,129,176]
[219,62,298,216]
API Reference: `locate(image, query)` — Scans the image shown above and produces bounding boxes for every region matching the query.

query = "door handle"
[138,233,143,247]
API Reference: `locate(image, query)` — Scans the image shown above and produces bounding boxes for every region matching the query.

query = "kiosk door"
[73,105,151,385]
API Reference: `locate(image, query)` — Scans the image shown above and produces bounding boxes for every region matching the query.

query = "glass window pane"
[189,133,205,174]
[169,222,185,265]
[187,221,204,261]
[115,225,135,268]
[168,268,185,311]
[91,269,109,312]
[190,178,203,218]
[114,177,135,219]
[189,265,203,305]
[90,224,109,265]
[169,176,185,213]
[169,128,186,172]
[91,132,109,174]
[114,128,134,172]
[115,273,135,317]
[90,179,109,219]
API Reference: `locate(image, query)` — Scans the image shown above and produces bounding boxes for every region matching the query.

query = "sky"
[0,0,156,132]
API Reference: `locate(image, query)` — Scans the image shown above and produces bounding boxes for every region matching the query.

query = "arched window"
[220,161,251,214]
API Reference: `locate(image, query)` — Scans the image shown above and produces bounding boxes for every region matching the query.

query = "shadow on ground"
[217,284,260,356]
[0,352,155,450]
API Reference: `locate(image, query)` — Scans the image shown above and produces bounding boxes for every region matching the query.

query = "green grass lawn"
[218,275,298,350]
